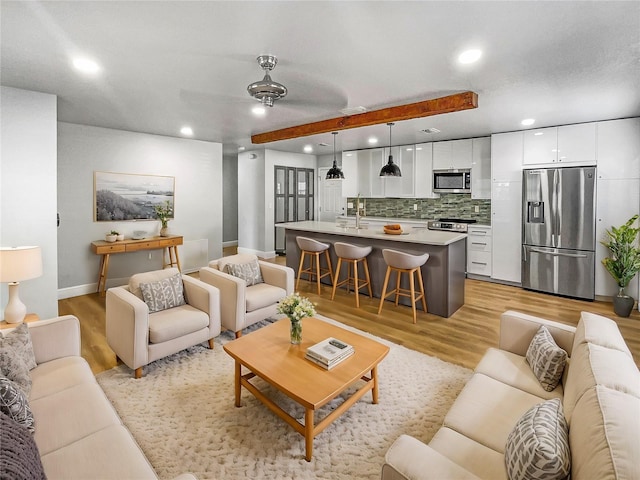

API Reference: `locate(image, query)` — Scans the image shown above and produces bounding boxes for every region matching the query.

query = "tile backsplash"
[346,195,491,224]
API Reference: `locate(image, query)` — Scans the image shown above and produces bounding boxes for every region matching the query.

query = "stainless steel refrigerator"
[522,166,596,300]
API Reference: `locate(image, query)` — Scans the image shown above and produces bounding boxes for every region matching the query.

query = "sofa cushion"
[475,348,563,400]
[569,386,640,480]
[128,267,180,300]
[148,304,209,344]
[140,273,186,313]
[573,312,632,358]
[444,373,545,453]
[0,412,46,480]
[245,283,287,313]
[0,375,35,433]
[563,342,640,424]
[526,325,568,392]
[214,253,260,274]
[430,426,508,480]
[0,323,37,370]
[504,398,570,480]
[29,356,95,401]
[225,259,264,286]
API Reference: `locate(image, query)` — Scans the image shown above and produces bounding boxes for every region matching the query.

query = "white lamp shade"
[0,246,43,283]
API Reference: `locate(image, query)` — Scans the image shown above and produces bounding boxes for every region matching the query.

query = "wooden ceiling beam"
[251,91,478,144]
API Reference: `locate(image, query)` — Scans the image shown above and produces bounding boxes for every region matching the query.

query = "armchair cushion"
[128,267,180,300]
[245,283,288,313]
[148,305,210,344]
[225,259,264,286]
[140,273,186,313]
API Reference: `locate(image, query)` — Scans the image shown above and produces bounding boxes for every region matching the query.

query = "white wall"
[57,123,223,296]
[0,87,59,319]
[222,155,238,245]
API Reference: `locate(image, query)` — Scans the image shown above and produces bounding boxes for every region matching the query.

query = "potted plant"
[601,214,640,317]
[154,200,173,237]
[105,230,118,243]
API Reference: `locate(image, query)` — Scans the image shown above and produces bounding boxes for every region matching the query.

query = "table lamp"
[0,246,43,323]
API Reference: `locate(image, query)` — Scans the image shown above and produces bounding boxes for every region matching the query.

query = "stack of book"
[305,337,355,370]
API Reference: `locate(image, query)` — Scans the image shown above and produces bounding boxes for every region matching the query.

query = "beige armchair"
[199,254,294,338]
[106,268,221,378]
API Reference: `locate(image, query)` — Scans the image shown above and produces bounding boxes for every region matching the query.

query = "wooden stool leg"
[363,258,373,298]
[353,259,360,308]
[395,270,401,306]
[296,251,306,291]
[377,267,392,315]
[409,268,417,324]
[417,267,427,313]
[315,252,322,295]
[331,257,342,300]
[324,249,334,285]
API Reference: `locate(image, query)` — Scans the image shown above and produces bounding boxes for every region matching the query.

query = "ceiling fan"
[246,55,288,107]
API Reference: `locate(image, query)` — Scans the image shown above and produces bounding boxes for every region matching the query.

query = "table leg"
[304,408,314,462]
[98,253,110,296]
[234,361,242,407]
[371,366,379,404]
[173,246,182,271]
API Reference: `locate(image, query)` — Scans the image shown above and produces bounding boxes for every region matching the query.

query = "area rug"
[96,315,472,479]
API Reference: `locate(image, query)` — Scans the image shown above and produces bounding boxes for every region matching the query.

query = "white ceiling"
[2,1,639,156]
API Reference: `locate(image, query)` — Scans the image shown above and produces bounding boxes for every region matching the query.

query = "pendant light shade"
[326,131,345,179]
[379,122,401,177]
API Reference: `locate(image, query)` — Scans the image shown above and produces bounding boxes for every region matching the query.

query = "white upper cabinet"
[341,151,358,197]
[523,123,596,166]
[383,146,415,197]
[356,150,373,197]
[596,117,640,180]
[370,149,385,197]
[471,137,491,199]
[491,131,523,182]
[432,139,473,170]
[414,142,439,198]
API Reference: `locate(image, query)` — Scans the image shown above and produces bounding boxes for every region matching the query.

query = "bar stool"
[295,236,334,295]
[377,249,429,324]
[331,242,373,308]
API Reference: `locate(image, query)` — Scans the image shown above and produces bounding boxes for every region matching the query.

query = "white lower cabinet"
[467,225,492,277]
[491,180,522,284]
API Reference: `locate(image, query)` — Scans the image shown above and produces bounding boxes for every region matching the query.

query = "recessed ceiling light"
[252,105,266,115]
[303,145,313,153]
[534,132,544,136]
[180,126,193,136]
[340,106,368,115]
[368,137,378,145]
[406,148,413,151]
[346,153,353,157]
[458,49,482,64]
[238,146,246,152]
[416,147,423,151]
[521,118,536,126]
[72,57,100,74]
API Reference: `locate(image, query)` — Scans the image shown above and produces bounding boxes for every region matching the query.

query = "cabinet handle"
[471,261,487,265]
[471,242,487,246]
[469,230,487,235]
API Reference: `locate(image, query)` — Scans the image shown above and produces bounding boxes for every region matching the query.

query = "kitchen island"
[279,221,467,318]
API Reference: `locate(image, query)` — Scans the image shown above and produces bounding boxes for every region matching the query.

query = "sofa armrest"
[106,286,150,370]
[259,261,294,294]
[500,310,576,356]
[382,435,482,480]
[26,315,81,364]
[182,275,221,338]
[199,267,245,333]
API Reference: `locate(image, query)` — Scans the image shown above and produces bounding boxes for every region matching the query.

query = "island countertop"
[276,220,466,246]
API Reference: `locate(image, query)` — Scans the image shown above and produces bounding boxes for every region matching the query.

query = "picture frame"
[94,171,175,222]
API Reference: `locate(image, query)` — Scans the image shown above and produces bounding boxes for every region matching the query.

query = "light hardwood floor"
[59,252,640,374]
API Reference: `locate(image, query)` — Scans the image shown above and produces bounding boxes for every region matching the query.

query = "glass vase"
[289,318,302,345]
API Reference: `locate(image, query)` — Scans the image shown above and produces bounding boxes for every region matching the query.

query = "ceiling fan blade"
[251,92,478,144]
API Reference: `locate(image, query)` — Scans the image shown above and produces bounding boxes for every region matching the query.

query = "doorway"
[318,167,345,222]
[274,166,314,254]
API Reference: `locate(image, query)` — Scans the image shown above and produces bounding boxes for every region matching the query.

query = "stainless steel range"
[427,218,477,233]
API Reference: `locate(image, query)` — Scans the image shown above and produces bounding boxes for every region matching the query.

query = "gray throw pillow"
[0,323,36,370]
[505,398,570,480]
[140,273,186,313]
[225,260,264,286]
[0,348,32,397]
[0,375,35,433]
[526,325,568,392]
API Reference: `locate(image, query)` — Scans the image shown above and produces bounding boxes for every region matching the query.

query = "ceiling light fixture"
[252,105,266,116]
[72,57,100,74]
[379,123,401,177]
[368,137,378,145]
[180,126,193,136]
[326,132,345,180]
[247,55,287,107]
[303,145,313,153]
[521,118,536,126]
[238,146,246,152]
[458,49,482,64]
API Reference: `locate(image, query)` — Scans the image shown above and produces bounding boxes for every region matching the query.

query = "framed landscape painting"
[94,171,175,222]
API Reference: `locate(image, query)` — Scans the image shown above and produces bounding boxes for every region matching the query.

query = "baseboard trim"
[222,240,238,247]
[57,276,129,299]
[237,247,276,259]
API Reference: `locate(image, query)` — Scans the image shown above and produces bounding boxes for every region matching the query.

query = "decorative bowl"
[383,224,403,235]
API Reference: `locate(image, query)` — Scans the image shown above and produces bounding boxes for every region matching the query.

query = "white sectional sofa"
[6,315,196,480]
[382,310,640,480]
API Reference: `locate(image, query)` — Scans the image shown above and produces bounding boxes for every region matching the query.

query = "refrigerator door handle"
[529,248,589,259]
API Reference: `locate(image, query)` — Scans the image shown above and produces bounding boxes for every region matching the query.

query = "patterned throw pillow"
[140,273,186,313]
[0,323,37,371]
[0,347,32,397]
[505,398,571,480]
[526,325,568,392]
[225,260,264,286]
[0,376,35,433]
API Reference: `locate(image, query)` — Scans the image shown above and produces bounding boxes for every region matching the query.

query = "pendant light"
[326,131,345,179]
[379,122,401,177]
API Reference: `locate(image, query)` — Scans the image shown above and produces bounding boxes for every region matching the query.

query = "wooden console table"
[91,235,183,295]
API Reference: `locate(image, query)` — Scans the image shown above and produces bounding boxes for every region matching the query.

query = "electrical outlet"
[474,206,480,213]
[148,253,152,260]
[414,204,418,211]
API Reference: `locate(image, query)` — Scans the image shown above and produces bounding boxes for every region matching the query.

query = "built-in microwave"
[433,169,471,193]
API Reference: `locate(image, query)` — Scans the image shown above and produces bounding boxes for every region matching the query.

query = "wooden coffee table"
[223,317,390,461]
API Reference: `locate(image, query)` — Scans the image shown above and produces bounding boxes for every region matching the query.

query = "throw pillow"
[0,410,46,479]
[526,325,568,392]
[0,376,35,433]
[505,398,571,480]
[225,259,264,286]
[0,323,37,371]
[140,273,186,313]
[0,347,32,397]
